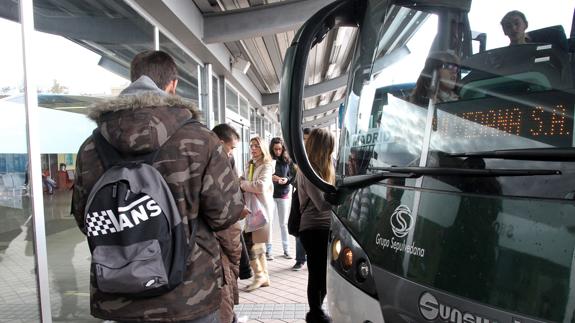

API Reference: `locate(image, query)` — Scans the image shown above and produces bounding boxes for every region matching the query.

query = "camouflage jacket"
[71,76,244,322]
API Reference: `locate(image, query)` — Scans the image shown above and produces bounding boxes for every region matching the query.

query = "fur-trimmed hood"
[88,76,202,155]
[88,76,201,121]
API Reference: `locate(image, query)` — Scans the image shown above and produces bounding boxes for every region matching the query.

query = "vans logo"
[86,195,162,237]
[419,292,497,323]
[390,205,414,238]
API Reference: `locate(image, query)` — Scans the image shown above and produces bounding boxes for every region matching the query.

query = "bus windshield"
[336,1,575,322]
[340,1,575,200]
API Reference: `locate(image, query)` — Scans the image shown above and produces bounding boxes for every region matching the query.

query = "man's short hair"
[500,10,528,28]
[212,123,240,143]
[303,127,311,135]
[130,50,178,89]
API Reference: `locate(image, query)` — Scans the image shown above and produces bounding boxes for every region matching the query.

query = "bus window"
[330,1,575,322]
[341,5,438,183]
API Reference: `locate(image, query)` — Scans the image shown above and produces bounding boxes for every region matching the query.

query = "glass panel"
[250,108,257,136]
[226,84,239,114]
[160,33,199,105]
[340,6,436,179]
[337,1,575,321]
[30,0,153,321]
[198,65,208,124]
[263,119,269,141]
[0,5,41,322]
[227,122,245,175]
[212,76,220,124]
[239,97,249,118]
[424,1,575,200]
[256,115,263,138]
[243,127,250,171]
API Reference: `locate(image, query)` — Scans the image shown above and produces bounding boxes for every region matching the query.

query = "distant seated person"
[500,10,529,45]
[42,169,57,194]
[410,51,460,107]
[57,163,74,190]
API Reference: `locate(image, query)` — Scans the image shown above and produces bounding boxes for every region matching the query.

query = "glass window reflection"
[0,11,41,323]
[28,0,154,321]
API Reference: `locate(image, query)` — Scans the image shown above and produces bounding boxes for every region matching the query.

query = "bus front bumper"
[327,264,385,323]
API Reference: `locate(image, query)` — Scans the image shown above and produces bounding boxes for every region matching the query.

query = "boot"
[306,310,332,323]
[239,235,252,280]
[259,253,270,287]
[244,256,270,292]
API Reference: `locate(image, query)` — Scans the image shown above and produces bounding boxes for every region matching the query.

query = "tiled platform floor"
[235,233,309,323]
[0,190,310,323]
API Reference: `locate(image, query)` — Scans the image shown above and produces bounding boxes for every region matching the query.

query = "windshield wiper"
[446,148,575,161]
[340,166,559,189]
[331,166,560,204]
[340,172,417,189]
[337,166,560,191]
[368,166,561,177]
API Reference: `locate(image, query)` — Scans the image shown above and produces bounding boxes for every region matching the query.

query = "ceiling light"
[231,56,251,74]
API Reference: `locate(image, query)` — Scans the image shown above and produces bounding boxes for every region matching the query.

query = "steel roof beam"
[309,119,337,129]
[303,111,337,128]
[262,74,348,106]
[203,0,337,43]
[0,3,150,43]
[303,99,344,117]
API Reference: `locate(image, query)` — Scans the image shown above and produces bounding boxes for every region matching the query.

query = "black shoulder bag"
[288,187,309,237]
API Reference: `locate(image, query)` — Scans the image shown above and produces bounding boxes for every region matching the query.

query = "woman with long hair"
[268,137,296,259]
[240,136,274,292]
[297,128,335,323]
[410,51,460,107]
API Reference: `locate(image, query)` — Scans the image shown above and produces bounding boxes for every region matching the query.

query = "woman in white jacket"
[240,136,275,291]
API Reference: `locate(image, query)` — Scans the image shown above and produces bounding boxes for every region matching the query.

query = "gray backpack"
[85,122,196,297]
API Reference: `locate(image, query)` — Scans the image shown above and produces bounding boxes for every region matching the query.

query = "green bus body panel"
[336,184,574,321]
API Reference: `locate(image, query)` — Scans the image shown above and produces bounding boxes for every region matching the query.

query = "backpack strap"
[93,118,199,170]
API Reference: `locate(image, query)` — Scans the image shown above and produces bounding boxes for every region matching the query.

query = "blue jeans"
[43,176,56,193]
[295,237,306,263]
[273,197,291,253]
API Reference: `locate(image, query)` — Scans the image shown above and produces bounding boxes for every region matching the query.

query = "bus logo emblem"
[390,205,414,238]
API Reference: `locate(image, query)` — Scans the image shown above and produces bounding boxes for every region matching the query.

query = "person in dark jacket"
[292,128,311,271]
[268,137,295,259]
[297,128,335,323]
[212,123,251,323]
[71,50,244,323]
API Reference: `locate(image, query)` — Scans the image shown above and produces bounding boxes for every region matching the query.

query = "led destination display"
[435,91,574,147]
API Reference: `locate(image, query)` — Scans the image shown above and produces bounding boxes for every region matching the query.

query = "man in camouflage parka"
[71,50,244,322]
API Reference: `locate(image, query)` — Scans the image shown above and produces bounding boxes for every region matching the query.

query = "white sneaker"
[237,315,249,323]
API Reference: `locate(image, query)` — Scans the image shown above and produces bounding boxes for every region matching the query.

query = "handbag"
[244,192,268,232]
[288,187,309,237]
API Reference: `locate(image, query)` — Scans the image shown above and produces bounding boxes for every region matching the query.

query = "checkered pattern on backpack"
[86,211,117,237]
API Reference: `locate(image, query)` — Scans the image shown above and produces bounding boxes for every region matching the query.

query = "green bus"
[280,0,575,322]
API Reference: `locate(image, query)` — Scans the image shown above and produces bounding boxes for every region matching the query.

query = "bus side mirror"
[279,0,358,196]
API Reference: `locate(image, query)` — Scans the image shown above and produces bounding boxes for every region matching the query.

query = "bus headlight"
[332,239,342,261]
[341,247,354,270]
[330,214,378,298]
